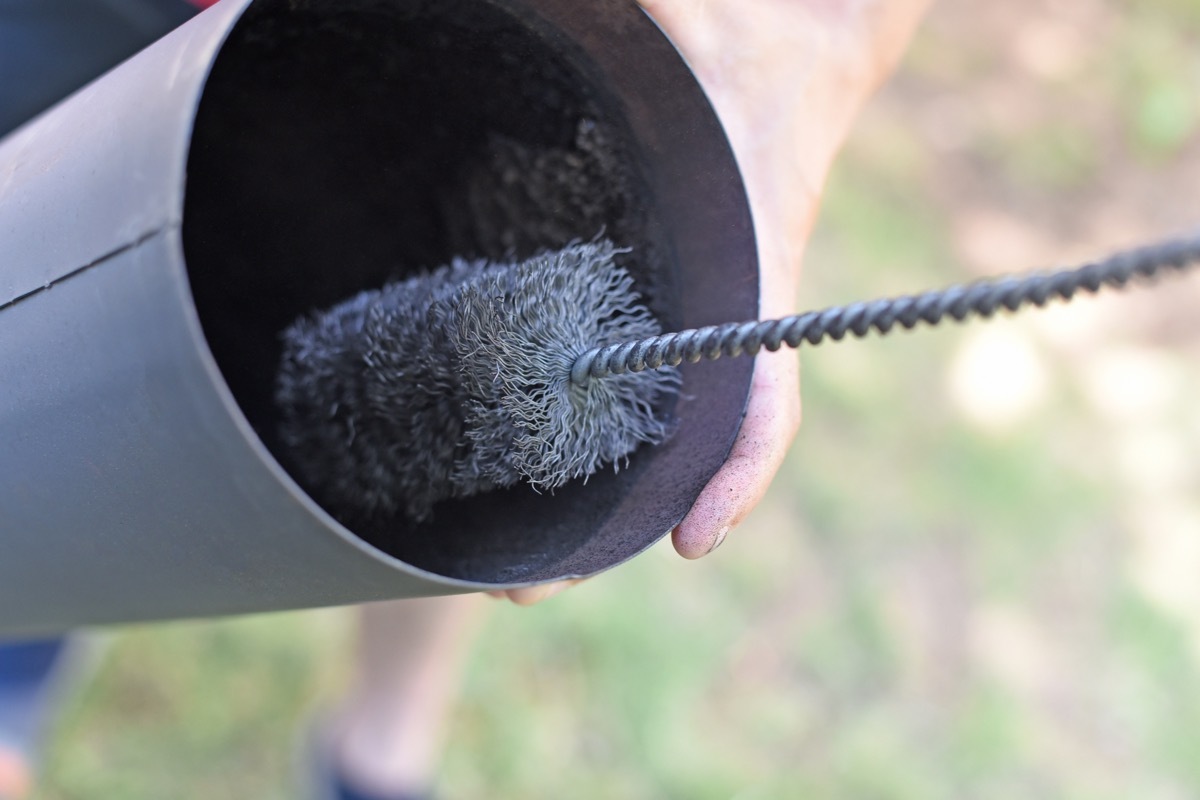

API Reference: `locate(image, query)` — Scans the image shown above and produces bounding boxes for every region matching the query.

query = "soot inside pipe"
[181,0,680,581]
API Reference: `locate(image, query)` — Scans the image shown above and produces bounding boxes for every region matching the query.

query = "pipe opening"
[182,0,680,583]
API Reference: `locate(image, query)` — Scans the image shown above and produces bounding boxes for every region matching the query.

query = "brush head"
[275,239,679,523]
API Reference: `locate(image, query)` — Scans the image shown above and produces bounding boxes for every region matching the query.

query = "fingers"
[491,349,801,576]
[635,0,930,561]
[671,349,801,558]
[489,579,583,606]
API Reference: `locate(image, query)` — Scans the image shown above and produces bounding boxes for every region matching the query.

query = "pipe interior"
[181,0,680,582]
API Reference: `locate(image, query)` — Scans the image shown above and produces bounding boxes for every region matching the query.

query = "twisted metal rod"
[570,233,1200,386]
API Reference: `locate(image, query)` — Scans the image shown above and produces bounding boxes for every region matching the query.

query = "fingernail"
[707,525,730,554]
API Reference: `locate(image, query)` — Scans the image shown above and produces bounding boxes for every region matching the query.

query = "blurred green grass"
[33,1,1200,798]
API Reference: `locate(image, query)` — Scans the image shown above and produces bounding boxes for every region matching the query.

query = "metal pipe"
[0,0,756,635]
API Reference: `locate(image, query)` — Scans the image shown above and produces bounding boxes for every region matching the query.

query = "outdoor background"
[36,0,1200,797]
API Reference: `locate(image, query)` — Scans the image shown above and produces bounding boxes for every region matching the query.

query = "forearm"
[636,0,933,556]
[640,0,932,309]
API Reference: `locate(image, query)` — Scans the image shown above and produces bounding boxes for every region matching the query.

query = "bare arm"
[639,0,933,557]
[500,0,931,602]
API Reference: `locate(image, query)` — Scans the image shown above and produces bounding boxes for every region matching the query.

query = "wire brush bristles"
[275,239,679,522]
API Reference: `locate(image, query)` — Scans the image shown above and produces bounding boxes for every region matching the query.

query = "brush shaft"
[570,233,1200,385]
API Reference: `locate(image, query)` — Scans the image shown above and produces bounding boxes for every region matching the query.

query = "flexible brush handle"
[569,233,1200,386]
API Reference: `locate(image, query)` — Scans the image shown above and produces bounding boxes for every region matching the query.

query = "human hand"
[638,0,932,557]
[492,0,930,603]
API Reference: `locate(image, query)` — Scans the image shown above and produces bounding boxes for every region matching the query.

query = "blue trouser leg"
[0,638,67,754]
